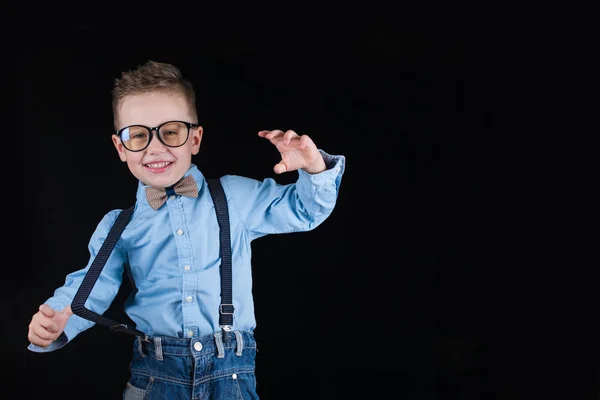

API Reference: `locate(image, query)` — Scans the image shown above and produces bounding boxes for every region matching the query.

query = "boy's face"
[112,91,202,188]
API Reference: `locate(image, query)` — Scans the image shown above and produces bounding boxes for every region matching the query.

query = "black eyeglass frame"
[116,120,199,152]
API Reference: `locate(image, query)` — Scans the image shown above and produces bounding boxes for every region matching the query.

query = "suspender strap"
[71,206,147,339]
[71,177,234,338]
[207,178,235,328]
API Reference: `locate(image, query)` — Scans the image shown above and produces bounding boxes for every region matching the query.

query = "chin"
[153,173,188,188]
[152,178,179,188]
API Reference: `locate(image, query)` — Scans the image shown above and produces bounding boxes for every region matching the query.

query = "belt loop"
[234,331,244,356]
[137,337,146,357]
[154,337,164,361]
[214,332,225,358]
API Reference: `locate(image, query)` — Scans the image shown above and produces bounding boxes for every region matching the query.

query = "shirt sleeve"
[222,149,346,239]
[27,209,128,353]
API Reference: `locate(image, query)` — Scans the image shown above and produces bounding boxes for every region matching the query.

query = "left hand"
[258,129,326,174]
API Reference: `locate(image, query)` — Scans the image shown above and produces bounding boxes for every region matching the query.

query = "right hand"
[28,304,73,348]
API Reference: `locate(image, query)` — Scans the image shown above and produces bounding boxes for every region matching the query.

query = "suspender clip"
[220,324,233,341]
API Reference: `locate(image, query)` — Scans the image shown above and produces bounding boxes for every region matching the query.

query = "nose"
[146,129,167,154]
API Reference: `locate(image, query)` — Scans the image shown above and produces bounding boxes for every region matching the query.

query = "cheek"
[173,146,193,159]
[125,153,144,166]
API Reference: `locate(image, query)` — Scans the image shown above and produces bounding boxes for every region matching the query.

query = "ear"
[112,134,128,162]
[191,126,203,155]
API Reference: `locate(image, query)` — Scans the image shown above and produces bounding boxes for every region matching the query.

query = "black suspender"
[71,205,143,337]
[71,178,233,339]
[207,178,235,329]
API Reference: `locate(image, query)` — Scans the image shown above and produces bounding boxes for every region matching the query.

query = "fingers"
[282,130,298,145]
[27,304,71,347]
[259,129,321,174]
[258,129,285,141]
[39,317,60,333]
[28,328,57,348]
[38,304,55,318]
[257,130,272,137]
[28,313,61,347]
[299,134,313,149]
[258,130,297,142]
[259,129,309,147]
[29,321,58,340]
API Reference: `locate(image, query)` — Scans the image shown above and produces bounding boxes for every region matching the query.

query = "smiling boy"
[27,60,345,399]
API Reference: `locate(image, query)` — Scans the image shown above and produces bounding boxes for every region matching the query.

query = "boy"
[26,60,345,399]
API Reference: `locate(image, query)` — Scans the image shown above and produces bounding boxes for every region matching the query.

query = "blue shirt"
[28,150,345,352]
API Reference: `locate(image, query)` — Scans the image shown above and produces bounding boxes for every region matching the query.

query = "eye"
[132,132,149,140]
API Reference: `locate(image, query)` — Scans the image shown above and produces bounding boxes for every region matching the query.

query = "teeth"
[147,162,170,169]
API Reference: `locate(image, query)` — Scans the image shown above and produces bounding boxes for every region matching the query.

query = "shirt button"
[194,342,203,351]
[187,330,194,337]
[186,296,193,303]
[169,195,175,201]
[177,229,184,235]
[184,265,191,271]
[232,373,237,380]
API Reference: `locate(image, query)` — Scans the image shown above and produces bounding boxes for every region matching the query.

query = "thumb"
[273,161,288,174]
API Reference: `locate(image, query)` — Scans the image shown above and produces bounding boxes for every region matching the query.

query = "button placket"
[168,199,197,346]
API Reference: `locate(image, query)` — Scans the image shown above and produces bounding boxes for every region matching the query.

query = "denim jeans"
[122,329,259,400]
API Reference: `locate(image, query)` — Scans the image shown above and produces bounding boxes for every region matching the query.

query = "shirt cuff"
[27,331,69,353]
[298,150,346,181]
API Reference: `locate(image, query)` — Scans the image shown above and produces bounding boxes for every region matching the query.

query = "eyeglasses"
[116,120,199,152]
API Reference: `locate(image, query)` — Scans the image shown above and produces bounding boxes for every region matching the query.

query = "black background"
[6,15,526,399]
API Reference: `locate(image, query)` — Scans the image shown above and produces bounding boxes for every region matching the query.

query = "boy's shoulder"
[102,208,124,218]
[215,174,259,184]
[216,174,281,195]
[97,208,132,228]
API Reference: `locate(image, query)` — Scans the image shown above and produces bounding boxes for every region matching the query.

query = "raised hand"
[258,129,326,174]
[28,304,73,348]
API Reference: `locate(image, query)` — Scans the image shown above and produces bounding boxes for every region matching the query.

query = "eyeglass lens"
[120,121,189,151]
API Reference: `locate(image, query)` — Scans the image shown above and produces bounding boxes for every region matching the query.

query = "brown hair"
[112,60,197,128]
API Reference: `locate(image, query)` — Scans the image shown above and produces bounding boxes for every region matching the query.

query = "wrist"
[302,157,327,174]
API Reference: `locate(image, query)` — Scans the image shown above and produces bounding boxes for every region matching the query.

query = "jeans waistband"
[136,330,256,360]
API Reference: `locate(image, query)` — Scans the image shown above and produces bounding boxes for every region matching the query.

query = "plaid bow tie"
[145,174,199,210]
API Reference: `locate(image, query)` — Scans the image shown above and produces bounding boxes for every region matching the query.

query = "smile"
[145,162,173,169]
